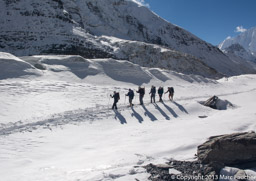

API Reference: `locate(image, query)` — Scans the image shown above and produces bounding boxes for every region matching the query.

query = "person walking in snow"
[149,85,156,103]
[136,86,145,105]
[165,87,174,101]
[158,86,164,102]
[110,91,120,110]
[126,89,134,107]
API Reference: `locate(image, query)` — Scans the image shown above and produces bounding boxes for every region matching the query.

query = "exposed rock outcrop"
[197,132,256,165]
[145,132,256,181]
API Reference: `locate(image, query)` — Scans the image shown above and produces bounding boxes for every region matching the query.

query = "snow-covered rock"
[100,36,221,78]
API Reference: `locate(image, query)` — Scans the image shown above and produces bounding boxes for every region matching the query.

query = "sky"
[138,0,256,46]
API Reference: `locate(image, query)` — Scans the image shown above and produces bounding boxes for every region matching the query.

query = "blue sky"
[140,0,256,45]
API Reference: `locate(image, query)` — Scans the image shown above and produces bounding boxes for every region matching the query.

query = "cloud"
[235,26,247,33]
[130,0,150,7]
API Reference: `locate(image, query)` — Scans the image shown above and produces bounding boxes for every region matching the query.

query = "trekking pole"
[134,89,137,104]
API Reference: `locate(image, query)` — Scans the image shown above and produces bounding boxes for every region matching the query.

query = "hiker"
[110,91,120,109]
[149,85,156,103]
[136,86,145,105]
[158,86,164,102]
[165,87,174,101]
[126,89,134,107]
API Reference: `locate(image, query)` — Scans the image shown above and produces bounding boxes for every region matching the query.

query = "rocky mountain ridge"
[0,0,256,78]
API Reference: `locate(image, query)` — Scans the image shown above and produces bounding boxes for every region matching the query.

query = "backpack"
[152,87,156,94]
[116,92,120,100]
[169,87,174,93]
[141,87,145,95]
[130,90,134,99]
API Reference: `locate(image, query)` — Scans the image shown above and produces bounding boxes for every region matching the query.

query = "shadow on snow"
[114,110,127,124]
[142,105,157,122]
[131,107,144,123]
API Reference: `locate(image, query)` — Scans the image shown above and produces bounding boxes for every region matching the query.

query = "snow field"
[0,54,256,180]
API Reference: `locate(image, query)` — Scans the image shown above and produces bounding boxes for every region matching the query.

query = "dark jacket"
[126,90,134,99]
[165,87,174,94]
[111,92,120,102]
[158,87,164,94]
[150,87,156,95]
[137,88,145,96]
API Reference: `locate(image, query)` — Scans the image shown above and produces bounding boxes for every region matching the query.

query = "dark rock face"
[0,0,113,58]
[197,132,256,165]
[224,44,247,53]
[145,132,256,181]
[144,160,222,181]
[144,161,204,181]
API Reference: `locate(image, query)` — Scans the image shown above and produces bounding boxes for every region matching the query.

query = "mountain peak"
[219,26,256,54]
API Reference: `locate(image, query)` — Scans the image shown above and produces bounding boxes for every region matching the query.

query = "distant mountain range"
[0,0,256,78]
[219,27,256,63]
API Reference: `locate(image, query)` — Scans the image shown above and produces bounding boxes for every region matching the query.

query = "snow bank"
[27,55,101,79]
[19,55,215,85]
[215,99,234,110]
[0,52,38,79]
[95,59,152,85]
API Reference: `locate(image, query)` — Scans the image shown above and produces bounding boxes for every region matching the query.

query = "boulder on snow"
[197,132,256,165]
[202,95,233,110]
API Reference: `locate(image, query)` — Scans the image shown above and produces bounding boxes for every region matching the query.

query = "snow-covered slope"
[0,0,112,58]
[1,53,220,122]
[99,37,221,78]
[1,0,255,77]
[222,44,256,63]
[61,0,256,76]
[0,53,256,181]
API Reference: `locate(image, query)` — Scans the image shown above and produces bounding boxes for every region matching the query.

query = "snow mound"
[19,55,215,85]
[27,55,101,79]
[215,99,234,110]
[0,52,38,79]
[23,55,152,84]
[95,59,152,85]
